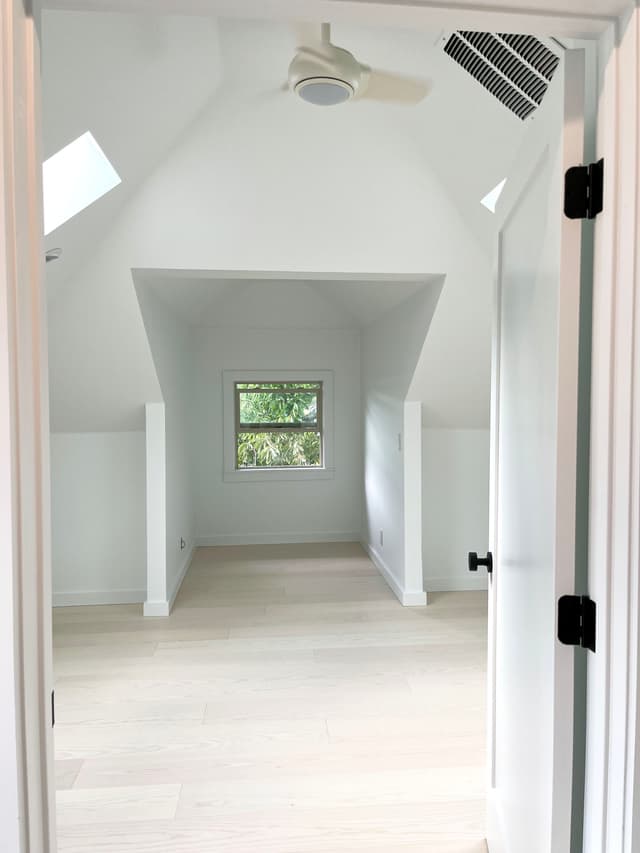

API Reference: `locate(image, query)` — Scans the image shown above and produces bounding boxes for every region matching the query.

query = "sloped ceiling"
[44,13,530,431]
[42,10,222,296]
[213,17,527,252]
[43,14,526,295]
[134,272,436,329]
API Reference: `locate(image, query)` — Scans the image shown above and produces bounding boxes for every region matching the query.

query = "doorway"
[5,1,628,852]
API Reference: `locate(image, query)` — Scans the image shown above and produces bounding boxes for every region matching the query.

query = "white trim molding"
[0,1,55,849]
[40,0,614,40]
[168,543,196,610]
[143,599,171,618]
[363,542,427,607]
[425,576,489,593]
[584,12,640,853]
[198,532,360,547]
[53,589,146,607]
[144,542,196,617]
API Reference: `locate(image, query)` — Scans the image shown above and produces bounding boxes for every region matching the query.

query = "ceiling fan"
[287,23,430,106]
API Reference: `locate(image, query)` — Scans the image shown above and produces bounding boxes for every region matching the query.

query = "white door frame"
[583,10,640,853]
[1,0,56,850]
[3,2,638,851]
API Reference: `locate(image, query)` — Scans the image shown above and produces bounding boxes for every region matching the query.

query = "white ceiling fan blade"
[359,68,431,104]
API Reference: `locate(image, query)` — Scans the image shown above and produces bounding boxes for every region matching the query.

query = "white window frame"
[223,370,334,482]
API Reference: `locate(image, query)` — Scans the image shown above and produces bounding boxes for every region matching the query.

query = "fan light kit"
[287,23,429,107]
[295,77,354,106]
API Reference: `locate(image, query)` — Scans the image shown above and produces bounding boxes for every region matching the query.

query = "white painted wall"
[50,432,146,604]
[422,428,490,591]
[136,285,196,607]
[47,58,494,435]
[190,282,363,544]
[45,22,497,607]
[361,284,442,602]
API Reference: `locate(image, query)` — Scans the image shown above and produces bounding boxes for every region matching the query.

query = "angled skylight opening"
[43,131,121,235]
[481,178,507,213]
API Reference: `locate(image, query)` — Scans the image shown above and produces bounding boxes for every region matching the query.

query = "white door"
[486,49,586,853]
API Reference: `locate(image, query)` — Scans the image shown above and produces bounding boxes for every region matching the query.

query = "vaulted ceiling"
[41,10,222,293]
[43,11,537,430]
[42,12,526,293]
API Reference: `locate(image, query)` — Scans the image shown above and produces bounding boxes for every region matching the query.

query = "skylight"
[481,178,507,214]
[42,132,121,235]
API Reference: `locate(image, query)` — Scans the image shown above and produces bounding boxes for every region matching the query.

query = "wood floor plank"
[55,810,488,853]
[54,700,207,727]
[54,542,488,851]
[55,759,84,791]
[56,784,181,826]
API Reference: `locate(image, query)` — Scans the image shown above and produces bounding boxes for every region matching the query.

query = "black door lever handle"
[468,551,493,574]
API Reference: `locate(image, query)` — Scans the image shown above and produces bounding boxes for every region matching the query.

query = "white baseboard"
[53,589,145,608]
[168,543,195,611]
[143,599,170,618]
[144,543,196,618]
[362,542,427,607]
[196,531,360,547]
[425,575,489,592]
[487,787,507,853]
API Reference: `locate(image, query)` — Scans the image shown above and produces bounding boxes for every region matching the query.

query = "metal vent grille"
[443,32,560,121]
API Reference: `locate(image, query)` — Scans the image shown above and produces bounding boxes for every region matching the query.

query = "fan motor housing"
[288,44,363,105]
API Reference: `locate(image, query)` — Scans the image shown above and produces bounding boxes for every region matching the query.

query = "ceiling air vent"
[443,31,560,121]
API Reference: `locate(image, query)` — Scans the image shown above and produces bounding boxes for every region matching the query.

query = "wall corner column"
[144,402,168,616]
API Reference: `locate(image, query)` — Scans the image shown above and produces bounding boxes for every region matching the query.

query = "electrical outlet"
[379,529,384,547]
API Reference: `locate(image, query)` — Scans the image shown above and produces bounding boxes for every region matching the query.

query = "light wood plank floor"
[53,543,488,852]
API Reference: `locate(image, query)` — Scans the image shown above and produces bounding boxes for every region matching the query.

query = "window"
[223,370,334,482]
[235,382,323,469]
[42,131,121,235]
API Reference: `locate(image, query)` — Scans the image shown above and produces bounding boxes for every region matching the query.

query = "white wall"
[136,286,195,606]
[190,283,363,544]
[361,284,442,603]
[47,65,493,436]
[50,432,146,605]
[422,428,490,591]
[45,23,497,606]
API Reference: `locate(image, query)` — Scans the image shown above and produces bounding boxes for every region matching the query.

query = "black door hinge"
[51,689,55,727]
[558,595,596,653]
[564,158,604,220]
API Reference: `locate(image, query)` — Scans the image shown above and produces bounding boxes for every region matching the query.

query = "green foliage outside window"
[236,382,322,469]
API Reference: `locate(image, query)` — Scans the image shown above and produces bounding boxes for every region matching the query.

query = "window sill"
[223,467,336,483]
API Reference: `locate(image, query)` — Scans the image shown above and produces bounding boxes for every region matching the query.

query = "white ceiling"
[134,273,437,329]
[41,11,222,292]
[42,12,542,430]
[43,13,527,293]
[40,0,624,37]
